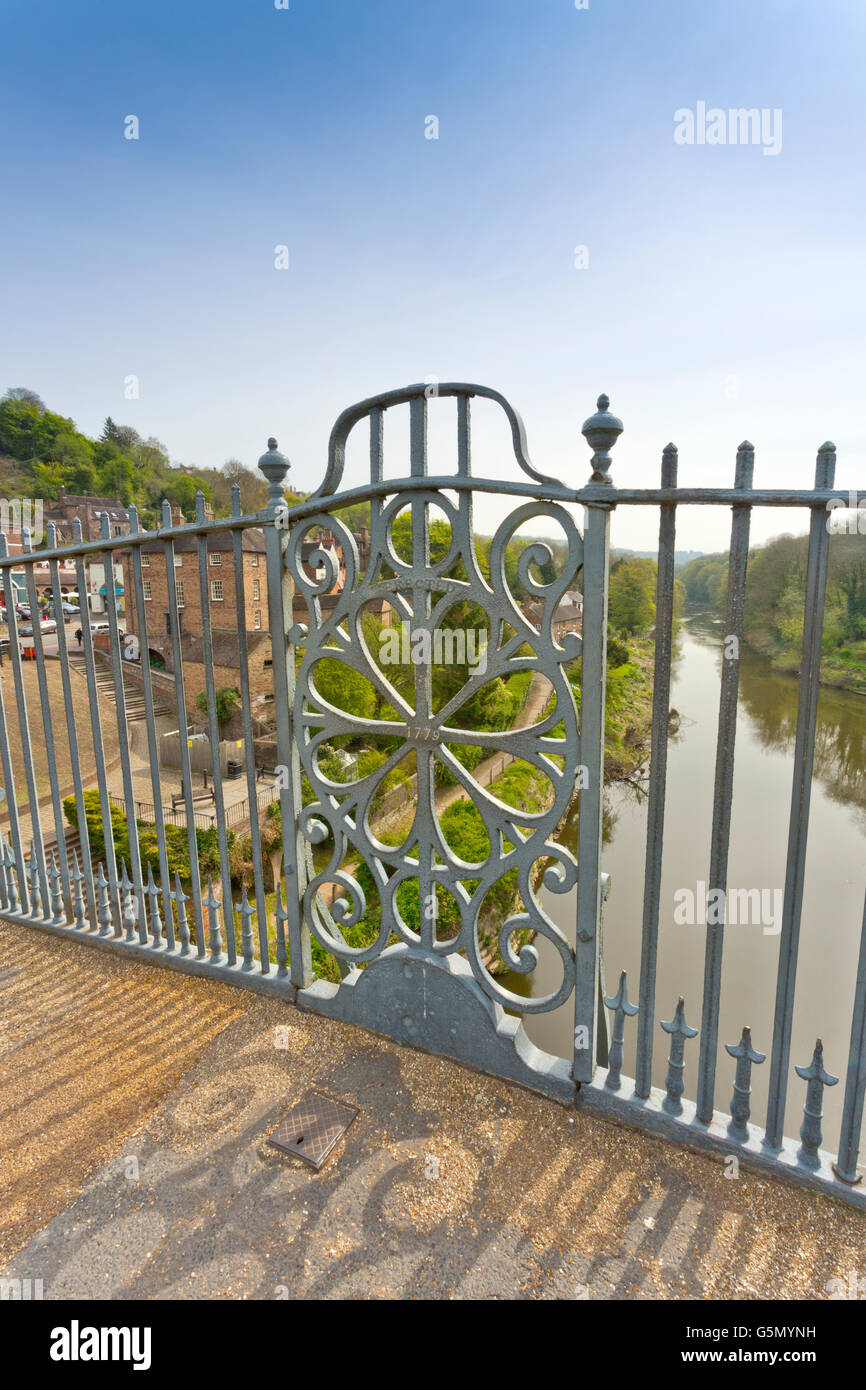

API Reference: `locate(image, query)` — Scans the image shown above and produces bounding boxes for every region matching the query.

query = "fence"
[106,784,277,833]
[0,381,864,1212]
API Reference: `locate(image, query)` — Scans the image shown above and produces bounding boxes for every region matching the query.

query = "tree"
[197,687,240,726]
[608,558,657,635]
[3,387,45,413]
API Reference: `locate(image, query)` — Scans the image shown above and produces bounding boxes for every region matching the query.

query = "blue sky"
[2,0,865,550]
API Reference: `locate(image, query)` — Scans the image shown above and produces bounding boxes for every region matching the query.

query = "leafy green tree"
[608,558,656,635]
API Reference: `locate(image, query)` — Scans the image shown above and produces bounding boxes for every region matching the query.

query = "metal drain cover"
[267,1089,359,1169]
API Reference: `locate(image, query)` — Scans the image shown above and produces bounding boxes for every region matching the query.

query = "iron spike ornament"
[661,997,699,1114]
[146,864,163,948]
[725,1026,766,1139]
[205,877,223,961]
[796,1038,839,1169]
[604,970,638,1091]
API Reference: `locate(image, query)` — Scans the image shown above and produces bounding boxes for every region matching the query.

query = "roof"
[134,528,266,555]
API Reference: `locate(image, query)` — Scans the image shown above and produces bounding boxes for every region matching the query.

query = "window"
[175,581,185,608]
[252,579,260,600]
[113,525,122,537]
[250,553,259,567]
[254,611,261,629]
[210,579,223,602]
[173,554,182,567]
[143,580,152,601]
[141,553,150,568]
[209,552,221,566]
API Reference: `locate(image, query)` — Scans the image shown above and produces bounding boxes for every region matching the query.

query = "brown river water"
[504,612,866,1139]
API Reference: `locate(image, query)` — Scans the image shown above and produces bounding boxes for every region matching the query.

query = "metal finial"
[604,971,638,1092]
[258,438,291,508]
[661,996,699,1114]
[796,1038,838,1169]
[582,393,623,483]
[725,1025,765,1139]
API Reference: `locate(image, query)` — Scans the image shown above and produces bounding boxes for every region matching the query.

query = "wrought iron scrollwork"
[287,387,585,1013]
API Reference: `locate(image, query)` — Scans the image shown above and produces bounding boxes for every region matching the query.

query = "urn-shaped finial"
[582,393,623,483]
[257,437,291,500]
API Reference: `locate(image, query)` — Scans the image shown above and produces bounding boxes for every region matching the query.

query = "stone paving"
[2,916,864,1301]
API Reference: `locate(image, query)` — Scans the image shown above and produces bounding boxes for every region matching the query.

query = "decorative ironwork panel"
[286,388,584,1014]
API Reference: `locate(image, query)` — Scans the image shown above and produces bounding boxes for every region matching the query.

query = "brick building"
[121,525,273,732]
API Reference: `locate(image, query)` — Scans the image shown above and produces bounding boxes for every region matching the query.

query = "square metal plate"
[267,1089,359,1170]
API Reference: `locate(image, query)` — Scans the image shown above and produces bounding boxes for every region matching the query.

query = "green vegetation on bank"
[0,385,271,525]
[681,533,866,693]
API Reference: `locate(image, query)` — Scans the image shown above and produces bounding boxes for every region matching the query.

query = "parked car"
[60,602,80,617]
[19,618,58,636]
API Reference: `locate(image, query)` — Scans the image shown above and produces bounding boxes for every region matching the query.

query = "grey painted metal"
[205,877,223,962]
[661,997,699,1114]
[696,441,754,1123]
[725,1026,765,1140]
[286,389,583,1027]
[72,518,120,927]
[95,863,112,936]
[604,971,638,1091]
[635,442,678,1098]
[127,504,174,942]
[46,523,94,918]
[0,380,864,1210]
[194,491,235,963]
[21,528,70,911]
[573,396,619,1082]
[0,533,45,914]
[237,885,255,970]
[146,864,163,947]
[173,871,190,957]
[161,499,205,955]
[261,439,311,988]
[0,653,28,914]
[765,444,837,1149]
[835,890,866,1183]
[71,850,86,930]
[230,485,270,972]
[796,1039,839,1169]
[99,512,145,934]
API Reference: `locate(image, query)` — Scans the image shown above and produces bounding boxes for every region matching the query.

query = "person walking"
[75,627,83,648]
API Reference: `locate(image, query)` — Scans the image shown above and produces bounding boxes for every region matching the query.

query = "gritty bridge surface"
[0,917,863,1300]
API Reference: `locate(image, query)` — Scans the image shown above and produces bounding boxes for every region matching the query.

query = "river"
[505,612,866,1137]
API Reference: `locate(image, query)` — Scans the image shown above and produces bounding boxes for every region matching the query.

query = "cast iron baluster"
[4,840,21,913]
[696,441,754,1124]
[765,443,837,1149]
[48,851,64,923]
[28,842,41,919]
[835,889,866,1185]
[119,860,137,942]
[95,864,112,936]
[173,872,190,957]
[574,394,621,1083]
[259,437,311,988]
[71,849,87,930]
[725,1026,765,1139]
[636,442,678,1098]
[0,835,8,913]
[146,865,163,947]
[237,886,255,971]
[661,997,698,1115]
[275,882,289,979]
[604,971,638,1091]
[205,877,223,962]
[795,1038,838,1170]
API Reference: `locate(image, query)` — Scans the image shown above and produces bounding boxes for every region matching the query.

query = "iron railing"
[0,382,864,1212]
